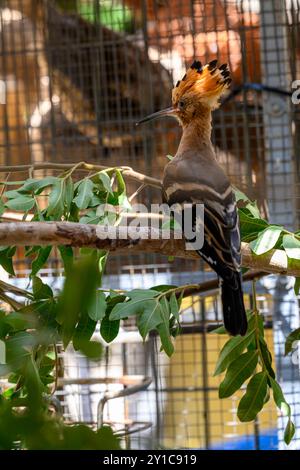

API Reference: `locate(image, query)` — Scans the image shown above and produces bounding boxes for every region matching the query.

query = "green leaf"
[233,187,250,203]
[237,371,268,422]
[31,246,52,276]
[73,179,94,209]
[87,291,107,322]
[73,314,97,348]
[57,255,101,348]
[239,210,268,240]
[64,176,74,214]
[177,289,185,309]
[79,211,100,224]
[98,250,108,283]
[219,350,258,398]
[282,234,300,261]
[38,353,55,385]
[76,340,102,360]
[106,293,126,305]
[89,193,106,207]
[4,312,37,331]
[259,338,275,378]
[109,289,159,320]
[0,311,13,339]
[18,177,58,193]
[98,172,113,195]
[269,370,294,444]
[250,225,283,255]
[80,248,97,258]
[210,324,227,334]
[58,246,74,276]
[100,313,120,343]
[159,295,169,320]
[166,154,173,160]
[137,301,163,339]
[53,424,120,450]
[245,202,261,219]
[169,292,180,322]
[233,188,262,219]
[150,284,177,292]
[5,331,36,370]
[269,377,291,417]
[157,302,174,358]
[0,198,5,216]
[47,179,65,218]
[119,194,131,211]
[294,277,300,296]
[32,276,53,300]
[284,419,295,445]
[251,311,264,336]
[100,291,126,343]
[285,327,300,355]
[214,329,255,376]
[24,355,46,405]
[3,189,23,199]
[0,247,15,275]
[114,169,126,196]
[5,196,35,212]
[73,312,102,360]
[127,289,159,300]
[156,329,174,357]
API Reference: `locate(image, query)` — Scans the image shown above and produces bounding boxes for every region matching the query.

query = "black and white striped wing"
[197,196,241,283]
[163,160,242,283]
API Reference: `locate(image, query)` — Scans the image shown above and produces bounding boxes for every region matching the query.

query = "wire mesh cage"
[0,0,300,450]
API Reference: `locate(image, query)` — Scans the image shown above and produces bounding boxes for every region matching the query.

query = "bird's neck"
[177,109,213,155]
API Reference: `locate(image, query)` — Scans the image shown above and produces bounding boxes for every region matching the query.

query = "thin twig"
[128,183,147,202]
[0,291,24,310]
[0,162,163,189]
[180,270,267,298]
[0,280,34,299]
[0,172,10,197]
[52,343,59,396]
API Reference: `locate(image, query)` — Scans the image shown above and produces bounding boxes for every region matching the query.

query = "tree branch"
[0,162,163,189]
[0,221,298,277]
[175,270,267,298]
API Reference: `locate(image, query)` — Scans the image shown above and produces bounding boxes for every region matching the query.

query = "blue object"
[210,429,278,450]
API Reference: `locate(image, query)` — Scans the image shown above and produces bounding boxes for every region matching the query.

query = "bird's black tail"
[221,273,248,336]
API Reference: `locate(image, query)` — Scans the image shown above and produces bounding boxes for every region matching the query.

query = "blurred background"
[0,0,300,450]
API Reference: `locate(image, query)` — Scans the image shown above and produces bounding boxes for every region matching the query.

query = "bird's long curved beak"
[136,106,176,125]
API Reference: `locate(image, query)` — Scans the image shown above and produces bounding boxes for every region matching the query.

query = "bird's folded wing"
[164,173,241,279]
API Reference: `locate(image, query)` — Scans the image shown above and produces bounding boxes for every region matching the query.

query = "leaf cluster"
[234,187,300,294]
[213,307,295,445]
[0,167,299,447]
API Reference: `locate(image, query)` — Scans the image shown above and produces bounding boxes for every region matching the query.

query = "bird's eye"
[178,100,185,109]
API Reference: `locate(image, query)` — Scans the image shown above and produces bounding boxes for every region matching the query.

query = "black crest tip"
[191,60,202,70]
[219,63,228,71]
[208,59,218,70]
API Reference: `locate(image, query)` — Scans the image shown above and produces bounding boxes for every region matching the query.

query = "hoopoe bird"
[138,60,247,336]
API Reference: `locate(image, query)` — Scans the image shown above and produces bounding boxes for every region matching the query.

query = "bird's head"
[137,60,231,127]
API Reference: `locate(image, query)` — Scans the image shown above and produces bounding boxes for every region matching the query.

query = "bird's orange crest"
[172,60,231,110]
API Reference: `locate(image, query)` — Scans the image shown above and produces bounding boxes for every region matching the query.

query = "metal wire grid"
[55,283,279,450]
[0,0,300,450]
